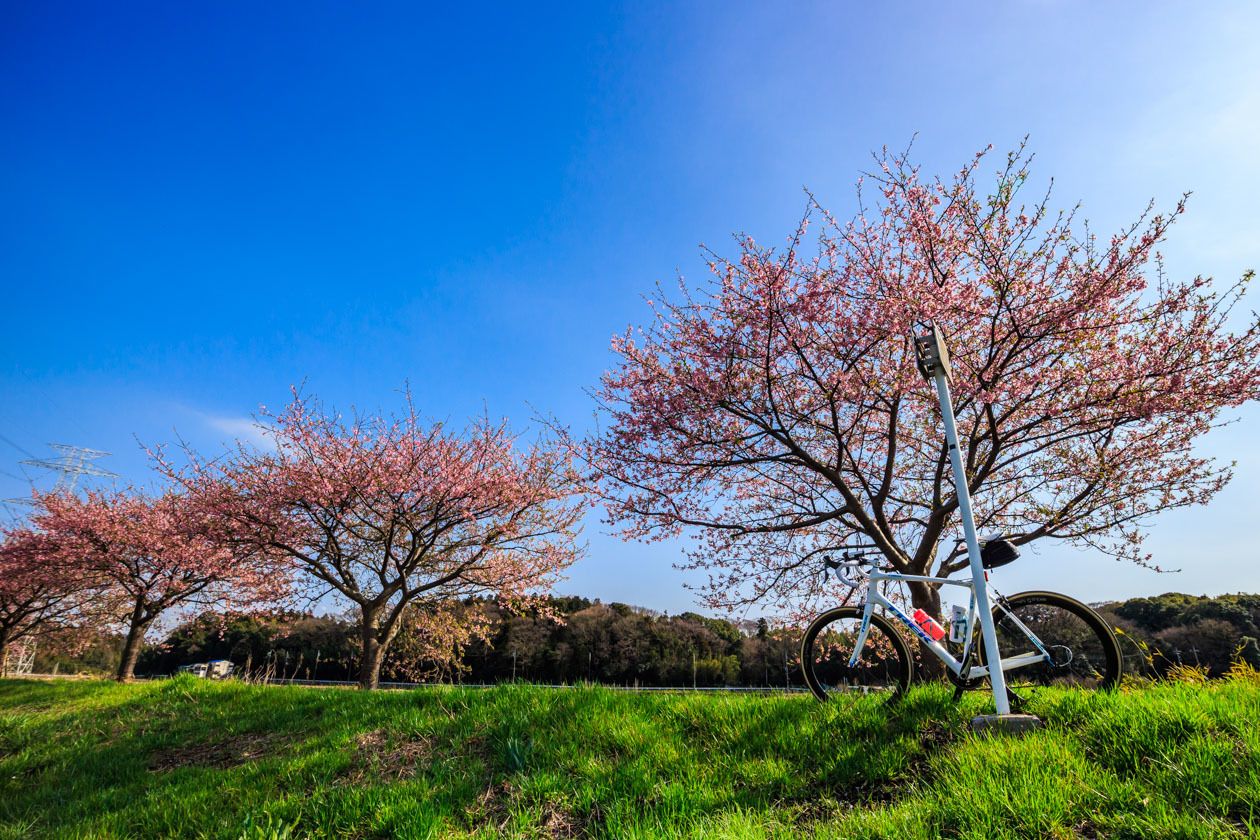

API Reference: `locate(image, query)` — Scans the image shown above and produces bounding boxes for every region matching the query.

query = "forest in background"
[27,591,1260,687]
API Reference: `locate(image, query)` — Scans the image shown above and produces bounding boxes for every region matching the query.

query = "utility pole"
[915,326,1016,719]
[915,326,1040,734]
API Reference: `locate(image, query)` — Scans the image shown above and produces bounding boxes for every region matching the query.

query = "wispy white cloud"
[201,414,277,451]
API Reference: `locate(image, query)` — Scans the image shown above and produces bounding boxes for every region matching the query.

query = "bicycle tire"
[979,591,1122,690]
[801,607,914,702]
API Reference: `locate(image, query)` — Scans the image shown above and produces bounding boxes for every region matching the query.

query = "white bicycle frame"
[835,562,1055,681]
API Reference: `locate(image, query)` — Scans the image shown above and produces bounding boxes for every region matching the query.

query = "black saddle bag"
[980,538,1019,569]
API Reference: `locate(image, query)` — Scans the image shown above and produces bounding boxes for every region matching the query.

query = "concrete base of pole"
[971,714,1042,737]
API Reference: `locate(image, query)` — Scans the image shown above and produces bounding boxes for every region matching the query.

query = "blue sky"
[2,1,1258,615]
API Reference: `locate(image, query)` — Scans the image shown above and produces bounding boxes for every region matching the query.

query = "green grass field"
[1,674,1258,840]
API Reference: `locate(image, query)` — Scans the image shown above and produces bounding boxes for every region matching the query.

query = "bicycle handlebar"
[822,554,868,589]
[834,564,863,589]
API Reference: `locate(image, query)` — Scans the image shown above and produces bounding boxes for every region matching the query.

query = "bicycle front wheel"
[984,591,1122,690]
[801,607,913,702]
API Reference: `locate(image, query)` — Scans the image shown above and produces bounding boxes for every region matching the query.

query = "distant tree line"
[104,591,1260,686]
[130,596,802,688]
[460,597,799,687]
[1094,592,1260,677]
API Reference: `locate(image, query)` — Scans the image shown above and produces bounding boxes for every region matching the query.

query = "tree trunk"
[358,608,386,690]
[116,601,151,682]
[0,628,11,678]
[908,579,946,681]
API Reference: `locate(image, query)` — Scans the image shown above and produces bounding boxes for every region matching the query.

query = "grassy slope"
[1,676,1258,840]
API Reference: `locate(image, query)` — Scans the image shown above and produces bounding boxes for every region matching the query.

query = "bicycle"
[799,545,1123,705]
[799,325,1123,708]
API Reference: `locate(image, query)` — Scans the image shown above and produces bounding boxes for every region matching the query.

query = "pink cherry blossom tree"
[0,529,95,676]
[31,489,284,681]
[591,142,1260,627]
[162,392,586,689]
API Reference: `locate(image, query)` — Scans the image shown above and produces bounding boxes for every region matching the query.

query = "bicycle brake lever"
[821,555,841,582]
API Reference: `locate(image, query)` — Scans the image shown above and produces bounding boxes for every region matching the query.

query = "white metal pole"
[932,370,1011,714]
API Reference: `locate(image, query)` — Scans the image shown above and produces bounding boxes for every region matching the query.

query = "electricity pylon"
[12,640,36,676]
[4,443,118,506]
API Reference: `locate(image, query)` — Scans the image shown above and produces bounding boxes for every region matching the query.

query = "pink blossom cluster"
[1,488,277,680]
[157,391,587,688]
[0,528,94,675]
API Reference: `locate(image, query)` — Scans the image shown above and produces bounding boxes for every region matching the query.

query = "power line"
[0,433,36,460]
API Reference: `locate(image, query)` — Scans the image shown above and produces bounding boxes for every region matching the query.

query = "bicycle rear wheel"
[801,607,913,702]
[984,591,1122,690]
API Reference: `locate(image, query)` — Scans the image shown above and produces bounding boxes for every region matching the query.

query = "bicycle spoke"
[990,594,1121,690]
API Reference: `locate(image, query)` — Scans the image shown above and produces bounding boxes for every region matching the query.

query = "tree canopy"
[590,143,1260,620]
